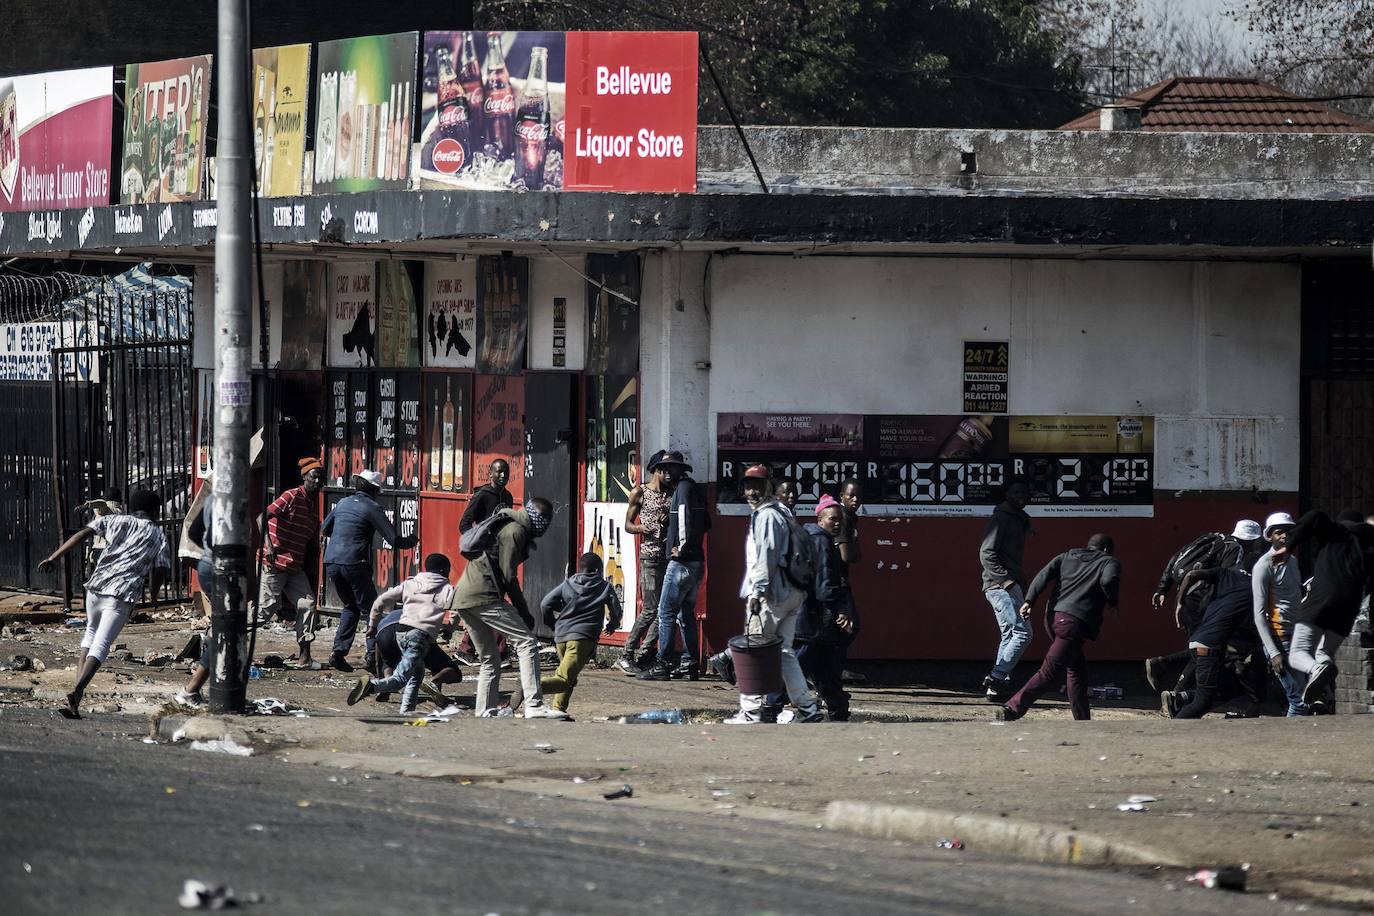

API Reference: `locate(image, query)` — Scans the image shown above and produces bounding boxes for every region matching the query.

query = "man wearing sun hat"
[1250,511,1307,716]
[256,456,327,669]
[321,468,418,671]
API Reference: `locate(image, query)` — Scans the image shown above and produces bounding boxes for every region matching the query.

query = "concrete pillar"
[640,249,712,474]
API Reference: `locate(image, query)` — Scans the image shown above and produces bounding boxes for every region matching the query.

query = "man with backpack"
[639,451,711,681]
[1145,519,1264,693]
[447,496,565,718]
[1160,561,1259,718]
[724,465,822,724]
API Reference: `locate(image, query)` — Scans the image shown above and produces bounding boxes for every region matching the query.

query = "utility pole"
[209,0,252,713]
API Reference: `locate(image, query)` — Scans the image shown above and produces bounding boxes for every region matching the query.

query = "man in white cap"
[320,470,417,671]
[1251,512,1307,716]
[1145,519,1265,693]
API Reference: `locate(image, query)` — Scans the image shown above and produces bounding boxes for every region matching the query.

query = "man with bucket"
[724,465,823,724]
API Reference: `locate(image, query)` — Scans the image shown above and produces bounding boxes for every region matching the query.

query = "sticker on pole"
[219,379,251,407]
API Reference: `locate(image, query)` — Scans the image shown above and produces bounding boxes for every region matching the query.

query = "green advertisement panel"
[314,32,419,194]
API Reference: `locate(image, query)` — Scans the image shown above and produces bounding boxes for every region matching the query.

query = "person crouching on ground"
[997,534,1121,722]
[347,553,454,715]
[39,489,172,720]
[540,552,623,717]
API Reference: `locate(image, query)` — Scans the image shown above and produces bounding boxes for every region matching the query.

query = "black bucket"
[727,633,783,695]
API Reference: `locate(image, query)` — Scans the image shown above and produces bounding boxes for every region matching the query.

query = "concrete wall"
[705,255,1301,493]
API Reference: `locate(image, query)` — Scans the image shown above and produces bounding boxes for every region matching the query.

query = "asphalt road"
[0,708,1327,916]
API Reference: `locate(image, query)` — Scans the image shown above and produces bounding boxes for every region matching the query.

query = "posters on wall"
[419,31,566,191]
[605,375,638,501]
[716,413,1155,517]
[314,32,419,194]
[195,370,214,480]
[251,44,311,196]
[476,256,528,375]
[328,261,375,367]
[581,502,637,631]
[585,252,640,375]
[0,67,113,212]
[472,375,525,500]
[279,261,327,370]
[120,55,211,204]
[376,261,419,368]
[326,372,349,486]
[422,259,476,368]
[527,255,585,370]
[422,372,468,493]
[962,340,1009,414]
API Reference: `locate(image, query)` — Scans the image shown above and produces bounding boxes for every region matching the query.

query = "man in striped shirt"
[39,489,171,719]
[258,457,325,668]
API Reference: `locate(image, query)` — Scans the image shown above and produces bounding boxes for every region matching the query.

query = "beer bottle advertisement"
[476,255,529,376]
[119,55,212,204]
[419,31,565,191]
[422,373,468,494]
[605,374,638,501]
[313,32,418,194]
[584,252,640,375]
[250,44,311,197]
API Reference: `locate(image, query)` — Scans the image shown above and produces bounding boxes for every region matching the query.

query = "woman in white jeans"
[39,490,172,719]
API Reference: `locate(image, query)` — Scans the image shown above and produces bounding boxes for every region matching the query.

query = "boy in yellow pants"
[540,553,622,717]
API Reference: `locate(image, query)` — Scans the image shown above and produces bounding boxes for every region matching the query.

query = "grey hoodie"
[368,571,454,637]
[541,571,624,643]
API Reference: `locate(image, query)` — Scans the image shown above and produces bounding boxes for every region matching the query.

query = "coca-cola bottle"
[514,46,550,189]
[423,46,472,175]
[458,32,485,151]
[481,31,515,160]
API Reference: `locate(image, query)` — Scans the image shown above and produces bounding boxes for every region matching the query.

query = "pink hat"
[816,494,840,513]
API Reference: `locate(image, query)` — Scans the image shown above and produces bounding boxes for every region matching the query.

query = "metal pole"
[210,0,251,713]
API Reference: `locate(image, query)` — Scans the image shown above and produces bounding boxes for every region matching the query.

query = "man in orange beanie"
[257,456,326,667]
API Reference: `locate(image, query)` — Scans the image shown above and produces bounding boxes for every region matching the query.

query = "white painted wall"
[703,255,1300,492]
[640,250,711,470]
[527,254,587,371]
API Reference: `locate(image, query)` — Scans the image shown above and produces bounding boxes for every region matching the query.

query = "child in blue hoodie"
[540,553,623,716]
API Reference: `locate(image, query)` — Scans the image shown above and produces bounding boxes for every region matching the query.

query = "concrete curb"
[824,800,1184,868]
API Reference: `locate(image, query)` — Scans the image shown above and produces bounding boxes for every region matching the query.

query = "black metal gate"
[0,383,61,592]
[50,272,194,605]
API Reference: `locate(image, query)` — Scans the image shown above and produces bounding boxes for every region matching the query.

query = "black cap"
[648,449,692,473]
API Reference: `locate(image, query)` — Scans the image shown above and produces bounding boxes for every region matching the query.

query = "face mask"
[526,503,550,537]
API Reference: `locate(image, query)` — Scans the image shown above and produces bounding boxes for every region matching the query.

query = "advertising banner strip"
[0,67,114,212]
[717,413,1155,518]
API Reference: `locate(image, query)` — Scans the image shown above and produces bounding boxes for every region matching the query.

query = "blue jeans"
[371,627,434,710]
[1275,639,1308,717]
[655,560,703,665]
[327,562,378,657]
[985,584,1030,681]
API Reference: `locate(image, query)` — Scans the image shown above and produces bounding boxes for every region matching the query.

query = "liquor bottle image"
[590,508,603,562]
[263,83,277,191]
[428,388,442,490]
[611,529,626,607]
[254,67,267,182]
[605,518,620,605]
[187,69,203,193]
[938,416,996,460]
[1116,416,1144,454]
[440,377,457,491]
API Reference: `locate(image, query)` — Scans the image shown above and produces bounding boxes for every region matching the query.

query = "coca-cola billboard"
[418,30,698,193]
[0,67,113,212]
[419,31,565,191]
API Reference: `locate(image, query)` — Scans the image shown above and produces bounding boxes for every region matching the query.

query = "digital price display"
[716,413,1154,517]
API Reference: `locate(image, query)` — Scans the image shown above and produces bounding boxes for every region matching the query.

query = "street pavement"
[1,611,1372,910]
[0,707,1335,915]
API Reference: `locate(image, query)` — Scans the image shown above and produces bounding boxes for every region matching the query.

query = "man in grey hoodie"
[347,553,455,714]
[980,478,1033,702]
[540,553,623,715]
[725,465,822,725]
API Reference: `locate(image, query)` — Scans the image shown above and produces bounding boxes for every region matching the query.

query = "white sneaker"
[523,703,570,719]
[172,689,206,710]
[723,710,764,725]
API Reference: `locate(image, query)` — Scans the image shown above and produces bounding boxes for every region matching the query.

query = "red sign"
[563,32,697,193]
[0,68,113,212]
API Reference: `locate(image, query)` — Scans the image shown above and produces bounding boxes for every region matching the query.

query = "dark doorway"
[522,372,578,635]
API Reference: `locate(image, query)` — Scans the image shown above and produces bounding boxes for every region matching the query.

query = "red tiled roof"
[1058,76,1374,133]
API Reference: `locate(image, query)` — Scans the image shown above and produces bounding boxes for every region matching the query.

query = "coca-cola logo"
[554,118,565,143]
[432,138,466,174]
[484,92,515,116]
[515,122,548,142]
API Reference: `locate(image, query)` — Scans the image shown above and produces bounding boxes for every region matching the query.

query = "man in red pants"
[997,533,1121,721]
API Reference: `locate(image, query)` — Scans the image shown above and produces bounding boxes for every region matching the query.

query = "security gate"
[50,272,194,605]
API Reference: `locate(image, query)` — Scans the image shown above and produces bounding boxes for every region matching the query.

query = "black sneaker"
[671,660,699,681]
[328,652,354,673]
[637,662,673,681]
[995,705,1023,722]
[452,648,478,667]
[1301,661,1338,708]
[708,651,736,685]
[983,675,1011,703]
